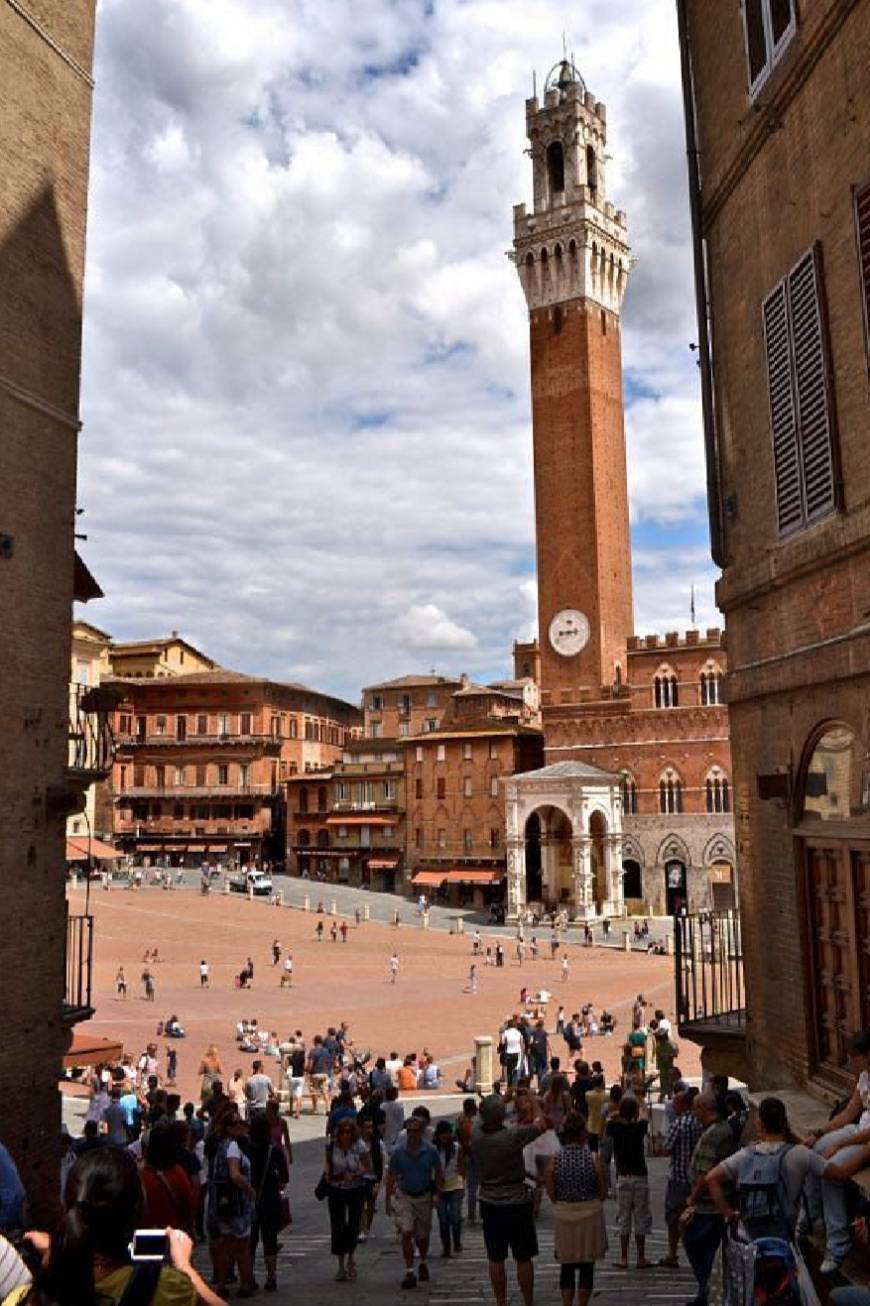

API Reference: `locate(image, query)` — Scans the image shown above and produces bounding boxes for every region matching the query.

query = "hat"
[479,1094,506,1126]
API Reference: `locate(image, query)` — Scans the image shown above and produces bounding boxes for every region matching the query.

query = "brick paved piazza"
[66,884,698,1100]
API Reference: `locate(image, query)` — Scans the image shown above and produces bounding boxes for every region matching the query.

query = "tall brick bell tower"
[513,60,633,724]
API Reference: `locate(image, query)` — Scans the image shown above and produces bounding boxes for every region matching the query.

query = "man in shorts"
[469,1094,547,1306]
[386,1116,443,1289]
[306,1035,332,1115]
[286,1033,306,1119]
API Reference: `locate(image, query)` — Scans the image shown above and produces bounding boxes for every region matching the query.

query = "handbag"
[278,1191,292,1229]
[314,1174,330,1202]
[722,1224,756,1306]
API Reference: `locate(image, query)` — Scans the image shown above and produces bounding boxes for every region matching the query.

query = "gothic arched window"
[705,772,731,813]
[298,786,309,814]
[700,666,724,705]
[621,772,638,815]
[547,140,565,195]
[586,144,597,195]
[659,771,683,815]
[654,669,679,708]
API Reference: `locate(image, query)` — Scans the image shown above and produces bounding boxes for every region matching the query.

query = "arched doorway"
[623,858,642,900]
[524,811,542,902]
[665,859,687,915]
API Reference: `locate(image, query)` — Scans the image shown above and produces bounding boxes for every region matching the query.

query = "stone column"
[571,836,594,921]
[506,838,525,922]
[474,1036,494,1096]
[606,835,625,917]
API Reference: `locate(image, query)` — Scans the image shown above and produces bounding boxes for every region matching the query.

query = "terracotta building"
[285,740,406,892]
[678,0,870,1088]
[506,58,735,921]
[361,673,467,740]
[108,633,217,679]
[110,668,361,867]
[0,0,107,1219]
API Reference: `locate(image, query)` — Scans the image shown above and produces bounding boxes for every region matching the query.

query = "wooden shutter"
[788,245,836,522]
[855,180,870,367]
[763,281,803,533]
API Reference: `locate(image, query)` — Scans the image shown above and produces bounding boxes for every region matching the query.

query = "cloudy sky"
[76,0,718,703]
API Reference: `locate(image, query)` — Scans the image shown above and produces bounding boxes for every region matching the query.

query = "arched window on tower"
[586,144,597,196]
[621,772,638,815]
[547,140,565,197]
[659,769,683,815]
[705,769,731,814]
[298,786,309,814]
[654,667,679,708]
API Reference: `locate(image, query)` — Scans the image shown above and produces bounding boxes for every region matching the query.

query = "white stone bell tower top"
[512,60,631,315]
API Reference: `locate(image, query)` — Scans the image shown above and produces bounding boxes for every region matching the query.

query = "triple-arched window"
[705,767,731,813]
[621,772,638,815]
[700,665,724,705]
[654,667,679,708]
[659,770,683,814]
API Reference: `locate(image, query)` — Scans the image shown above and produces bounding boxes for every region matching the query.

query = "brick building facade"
[680,0,870,1088]
[110,668,361,867]
[0,0,102,1218]
[507,59,735,919]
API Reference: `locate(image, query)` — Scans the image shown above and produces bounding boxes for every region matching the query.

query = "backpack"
[737,1144,794,1239]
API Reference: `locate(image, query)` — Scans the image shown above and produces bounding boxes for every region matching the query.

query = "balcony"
[118,784,277,799]
[331,797,399,812]
[68,684,118,782]
[64,912,94,1025]
[117,732,282,753]
[675,909,746,1049]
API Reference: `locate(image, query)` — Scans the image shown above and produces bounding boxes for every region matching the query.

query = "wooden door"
[852,848,870,1035]
[805,842,855,1073]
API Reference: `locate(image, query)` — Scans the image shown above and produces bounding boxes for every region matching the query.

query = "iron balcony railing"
[675,908,745,1032]
[64,912,94,1022]
[68,684,118,778]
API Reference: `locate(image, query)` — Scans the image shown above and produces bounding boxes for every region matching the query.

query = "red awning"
[66,837,122,862]
[413,867,504,886]
[325,815,395,826]
[62,1032,124,1070]
[369,858,399,869]
[412,871,447,886]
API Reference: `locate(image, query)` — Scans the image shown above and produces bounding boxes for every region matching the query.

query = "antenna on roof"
[562,29,568,58]
[532,68,536,98]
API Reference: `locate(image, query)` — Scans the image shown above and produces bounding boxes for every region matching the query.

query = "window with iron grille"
[763,243,839,536]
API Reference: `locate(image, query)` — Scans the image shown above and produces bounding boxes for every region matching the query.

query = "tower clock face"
[548,609,590,657]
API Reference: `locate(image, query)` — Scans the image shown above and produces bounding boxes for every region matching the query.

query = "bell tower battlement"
[512,61,631,316]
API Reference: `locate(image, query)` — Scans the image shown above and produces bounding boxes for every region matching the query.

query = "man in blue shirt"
[386,1117,443,1289]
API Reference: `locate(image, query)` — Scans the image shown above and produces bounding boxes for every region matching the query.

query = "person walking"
[386,1116,443,1289]
[389,953,400,984]
[606,1095,653,1270]
[198,1045,224,1105]
[495,943,505,969]
[271,938,281,965]
[659,1088,702,1268]
[142,968,155,1002]
[433,1120,465,1257]
[199,959,209,988]
[465,963,478,994]
[315,920,324,942]
[470,1094,548,1306]
[457,1099,479,1225]
[680,1091,736,1305]
[249,1109,290,1293]
[544,1112,608,1306]
[115,966,127,1000]
[472,930,481,955]
[330,921,339,943]
[560,954,569,983]
[207,1109,258,1298]
[340,920,349,942]
[280,953,293,988]
[324,1120,371,1282]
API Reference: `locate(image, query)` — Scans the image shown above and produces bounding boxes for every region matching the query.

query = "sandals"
[335,1269,348,1282]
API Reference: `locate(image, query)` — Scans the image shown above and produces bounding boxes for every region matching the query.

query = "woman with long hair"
[198,1046,223,1105]
[544,1113,608,1306]
[4,1146,222,1305]
[543,1073,573,1135]
[248,1111,290,1294]
[432,1121,464,1257]
[322,1119,370,1282]
[228,1069,247,1119]
[207,1108,257,1298]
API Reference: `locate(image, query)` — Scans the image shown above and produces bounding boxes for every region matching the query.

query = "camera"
[129,1230,169,1262]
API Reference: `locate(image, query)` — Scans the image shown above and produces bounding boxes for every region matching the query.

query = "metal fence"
[65,912,94,1018]
[675,908,745,1028]
[68,684,115,775]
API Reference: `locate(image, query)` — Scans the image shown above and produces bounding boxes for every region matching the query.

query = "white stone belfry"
[503,761,625,924]
[511,59,631,316]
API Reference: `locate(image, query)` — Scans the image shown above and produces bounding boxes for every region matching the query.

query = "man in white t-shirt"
[385,1052,403,1084]
[245,1059,275,1113]
[389,953,399,984]
[199,960,209,988]
[280,954,293,987]
[501,1021,525,1086]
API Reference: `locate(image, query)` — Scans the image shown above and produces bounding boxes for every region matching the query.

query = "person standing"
[457,1099,479,1224]
[340,920,349,942]
[199,959,209,988]
[560,954,569,983]
[323,1120,370,1282]
[280,953,293,988]
[606,1095,653,1270]
[543,1112,608,1306]
[469,1094,548,1306]
[495,943,505,969]
[659,1088,702,1268]
[680,1091,736,1305]
[330,921,339,943]
[208,1110,257,1298]
[515,939,525,966]
[389,953,400,984]
[386,1117,443,1289]
[248,1110,290,1294]
[271,938,281,965]
[245,1060,275,1116]
[142,968,155,1002]
[198,1045,224,1105]
[115,966,127,1000]
[315,920,324,942]
[472,929,481,955]
[306,1036,333,1115]
[465,963,479,994]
